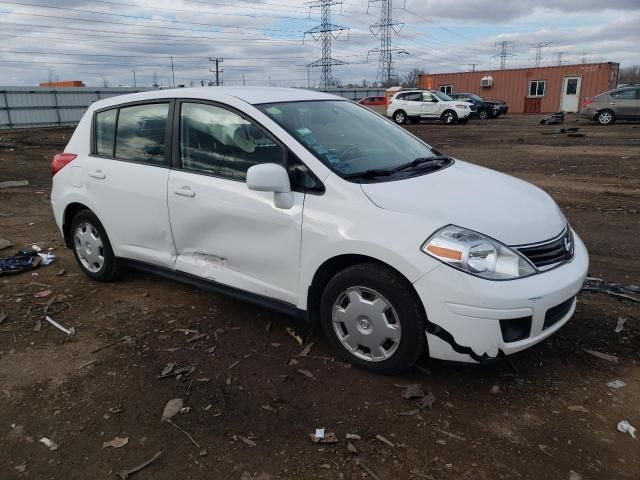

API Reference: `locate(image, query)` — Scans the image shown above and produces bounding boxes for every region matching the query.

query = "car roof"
[90,86,344,110]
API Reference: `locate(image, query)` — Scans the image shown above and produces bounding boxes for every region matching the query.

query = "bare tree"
[400,68,426,88]
[618,65,640,85]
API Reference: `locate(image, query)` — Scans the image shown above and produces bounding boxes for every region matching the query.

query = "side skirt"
[123,259,308,322]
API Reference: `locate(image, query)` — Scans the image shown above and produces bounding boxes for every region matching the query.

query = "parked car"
[449,92,508,119]
[387,89,474,125]
[580,85,640,125]
[358,95,387,115]
[51,87,588,374]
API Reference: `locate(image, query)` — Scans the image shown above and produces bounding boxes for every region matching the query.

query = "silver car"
[580,86,640,125]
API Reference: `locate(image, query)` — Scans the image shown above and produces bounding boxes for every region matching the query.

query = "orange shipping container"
[420,63,619,114]
[39,81,86,87]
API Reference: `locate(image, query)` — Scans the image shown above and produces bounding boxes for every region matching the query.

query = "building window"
[528,80,546,97]
[439,85,453,95]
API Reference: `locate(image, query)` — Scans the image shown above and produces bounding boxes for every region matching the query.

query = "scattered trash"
[0,305,7,325]
[567,405,590,414]
[109,407,124,414]
[14,464,26,473]
[286,327,303,346]
[347,441,358,454]
[31,244,42,252]
[490,385,500,394]
[617,420,637,439]
[299,342,315,357]
[417,392,436,410]
[0,250,43,276]
[158,365,195,380]
[607,379,626,389]
[0,239,13,251]
[34,289,52,298]
[582,277,639,303]
[297,368,315,379]
[117,451,162,480]
[345,433,361,440]
[45,316,75,336]
[581,349,618,363]
[39,437,59,451]
[0,179,29,189]
[315,428,325,439]
[161,398,183,422]
[396,383,424,399]
[56,268,65,276]
[539,112,564,125]
[614,317,627,333]
[103,436,129,449]
[238,435,256,447]
[37,252,55,265]
[375,434,395,447]
[309,431,338,444]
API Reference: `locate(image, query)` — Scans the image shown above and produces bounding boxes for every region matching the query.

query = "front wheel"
[320,263,427,375]
[70,209,120,281]
[478,108,490,120]
[596,110,615,125]
[441,110,458,124]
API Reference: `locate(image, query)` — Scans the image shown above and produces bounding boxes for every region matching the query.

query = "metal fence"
[0,86,387,129]
[0,87,152,129]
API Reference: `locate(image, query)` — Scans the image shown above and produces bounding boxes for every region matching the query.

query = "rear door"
[167,100,304,304]
[86,101,176,268]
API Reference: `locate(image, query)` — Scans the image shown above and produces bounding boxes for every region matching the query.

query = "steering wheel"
[337,144,361,161]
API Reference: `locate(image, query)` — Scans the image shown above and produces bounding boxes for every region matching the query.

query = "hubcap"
[332,286,401,362]
[74,222,105,273]
[396,113,405,123]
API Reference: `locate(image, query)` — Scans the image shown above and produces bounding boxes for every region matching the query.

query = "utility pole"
[208,58,224,86]
[581,51,589,64]
[368,0,405,87]
[132,70,137,87]
[242,73,246,86]
[556,51,565,66]
[170,56,176,88]
[304,1,348,89]
[530,42,551,67]
[494,41,514,70]
[468,63,478,72]
[307,66,310,88]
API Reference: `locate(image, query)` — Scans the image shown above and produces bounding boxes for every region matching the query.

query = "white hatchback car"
[51,87,588,374]
[387,89,474,125]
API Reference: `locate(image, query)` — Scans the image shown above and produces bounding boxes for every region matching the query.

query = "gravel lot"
[1,114,639,480]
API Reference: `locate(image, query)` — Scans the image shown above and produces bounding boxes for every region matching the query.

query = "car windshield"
[467,93,484,101]
[256,100,449,181]
[433,91,453,101]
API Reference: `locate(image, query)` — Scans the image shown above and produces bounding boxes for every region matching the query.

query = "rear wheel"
[393,110,407,125]
[320,263,427,375]
[70,210,120,281]
[478,108,490,120]
[441,110,458,124]
[596,109,615,125]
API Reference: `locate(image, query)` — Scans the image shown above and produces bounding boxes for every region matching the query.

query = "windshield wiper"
[342,168,395,180]
[392,155,451,173]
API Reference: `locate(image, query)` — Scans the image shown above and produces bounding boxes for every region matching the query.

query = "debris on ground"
[297,368,315,379]
[34,289,52,298]
[309,430,338,444]
[539,112,564,125]
[238,435,257,447]
[285,327,303,346]
[490,385,500,394]
[346,433,361,440]
[0,239,13,251]
[0,250,43,276]
[103,436,129,449]
[158,364,195,380]
[45,315,75,336]
[347,442,358,454]
[417,392,436,410]
[614,317,627,333]
[582,277,639,303]
[358,460,383,480]
[581,349,618,363]
[161,398,183,421]
[39,437,59,450]
[299,342,315,357]
[396,383,425,399]
[117,451,162,480]
[617,420,637,439]
[14,463,26,473]
[607,380,626,389]
[0,305,7,325]
[376,433,395,447]
[0,179,29,189]
[567,405,590,414]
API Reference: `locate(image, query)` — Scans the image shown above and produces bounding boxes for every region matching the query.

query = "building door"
[561,76,582,112]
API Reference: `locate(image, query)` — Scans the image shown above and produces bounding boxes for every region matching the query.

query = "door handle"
[610,102,616,105]
[174,187,195,197]
[88,170,106,179]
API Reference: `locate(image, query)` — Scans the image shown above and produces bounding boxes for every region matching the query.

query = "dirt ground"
[1,115,639,480]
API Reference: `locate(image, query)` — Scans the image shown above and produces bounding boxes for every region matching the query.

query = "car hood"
[360,160,566,246]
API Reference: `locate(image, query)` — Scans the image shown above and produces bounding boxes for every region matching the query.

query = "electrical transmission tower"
[304,1,348,88]
[368,0,405,87]
[494,41,514,70]
[556,51,565,66]
[531,42,551,67]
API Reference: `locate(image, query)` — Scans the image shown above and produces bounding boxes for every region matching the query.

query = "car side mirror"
[246,163,294,209]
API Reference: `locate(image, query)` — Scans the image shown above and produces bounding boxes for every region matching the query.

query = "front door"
[420,91,440,118]
[167,101,304,305]
[561,76,582,112]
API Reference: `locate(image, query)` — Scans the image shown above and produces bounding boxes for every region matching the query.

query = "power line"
[304,1,349,88]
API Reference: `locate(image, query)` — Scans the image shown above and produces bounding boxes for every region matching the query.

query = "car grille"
[543,296,575,330]
[515,227,574,270]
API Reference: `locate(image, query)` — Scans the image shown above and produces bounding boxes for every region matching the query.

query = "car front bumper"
[413,231,589,363]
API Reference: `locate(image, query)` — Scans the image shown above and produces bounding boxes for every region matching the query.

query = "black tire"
[319,262,427,375]
[596,109,615,125]
[477,108,490,120]
[393,110,407,125]
[440,110,458,125]
[70,209,120,282]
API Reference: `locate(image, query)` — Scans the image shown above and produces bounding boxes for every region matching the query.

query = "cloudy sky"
[0,0,638,87]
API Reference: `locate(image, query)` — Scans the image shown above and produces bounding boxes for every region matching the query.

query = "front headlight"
[421,225,537,280]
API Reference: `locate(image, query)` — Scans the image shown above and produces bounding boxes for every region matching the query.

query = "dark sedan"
[449,93,508,119]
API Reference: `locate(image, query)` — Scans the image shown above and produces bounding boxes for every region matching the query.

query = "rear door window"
[115,103,169,165]
[95,109,116,157]
[610,89,635,100]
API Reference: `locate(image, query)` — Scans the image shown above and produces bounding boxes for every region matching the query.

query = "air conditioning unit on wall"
[480,76,493,87]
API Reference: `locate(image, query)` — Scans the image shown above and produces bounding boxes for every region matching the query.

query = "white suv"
[387,89,474,125]
[51,87,588,374]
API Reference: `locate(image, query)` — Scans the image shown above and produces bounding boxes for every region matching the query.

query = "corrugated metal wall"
[0,87,152,129]
[420,63,619,113]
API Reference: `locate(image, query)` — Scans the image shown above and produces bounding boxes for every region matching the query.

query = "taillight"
[51,153,77,176]
[583,98,594,107]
